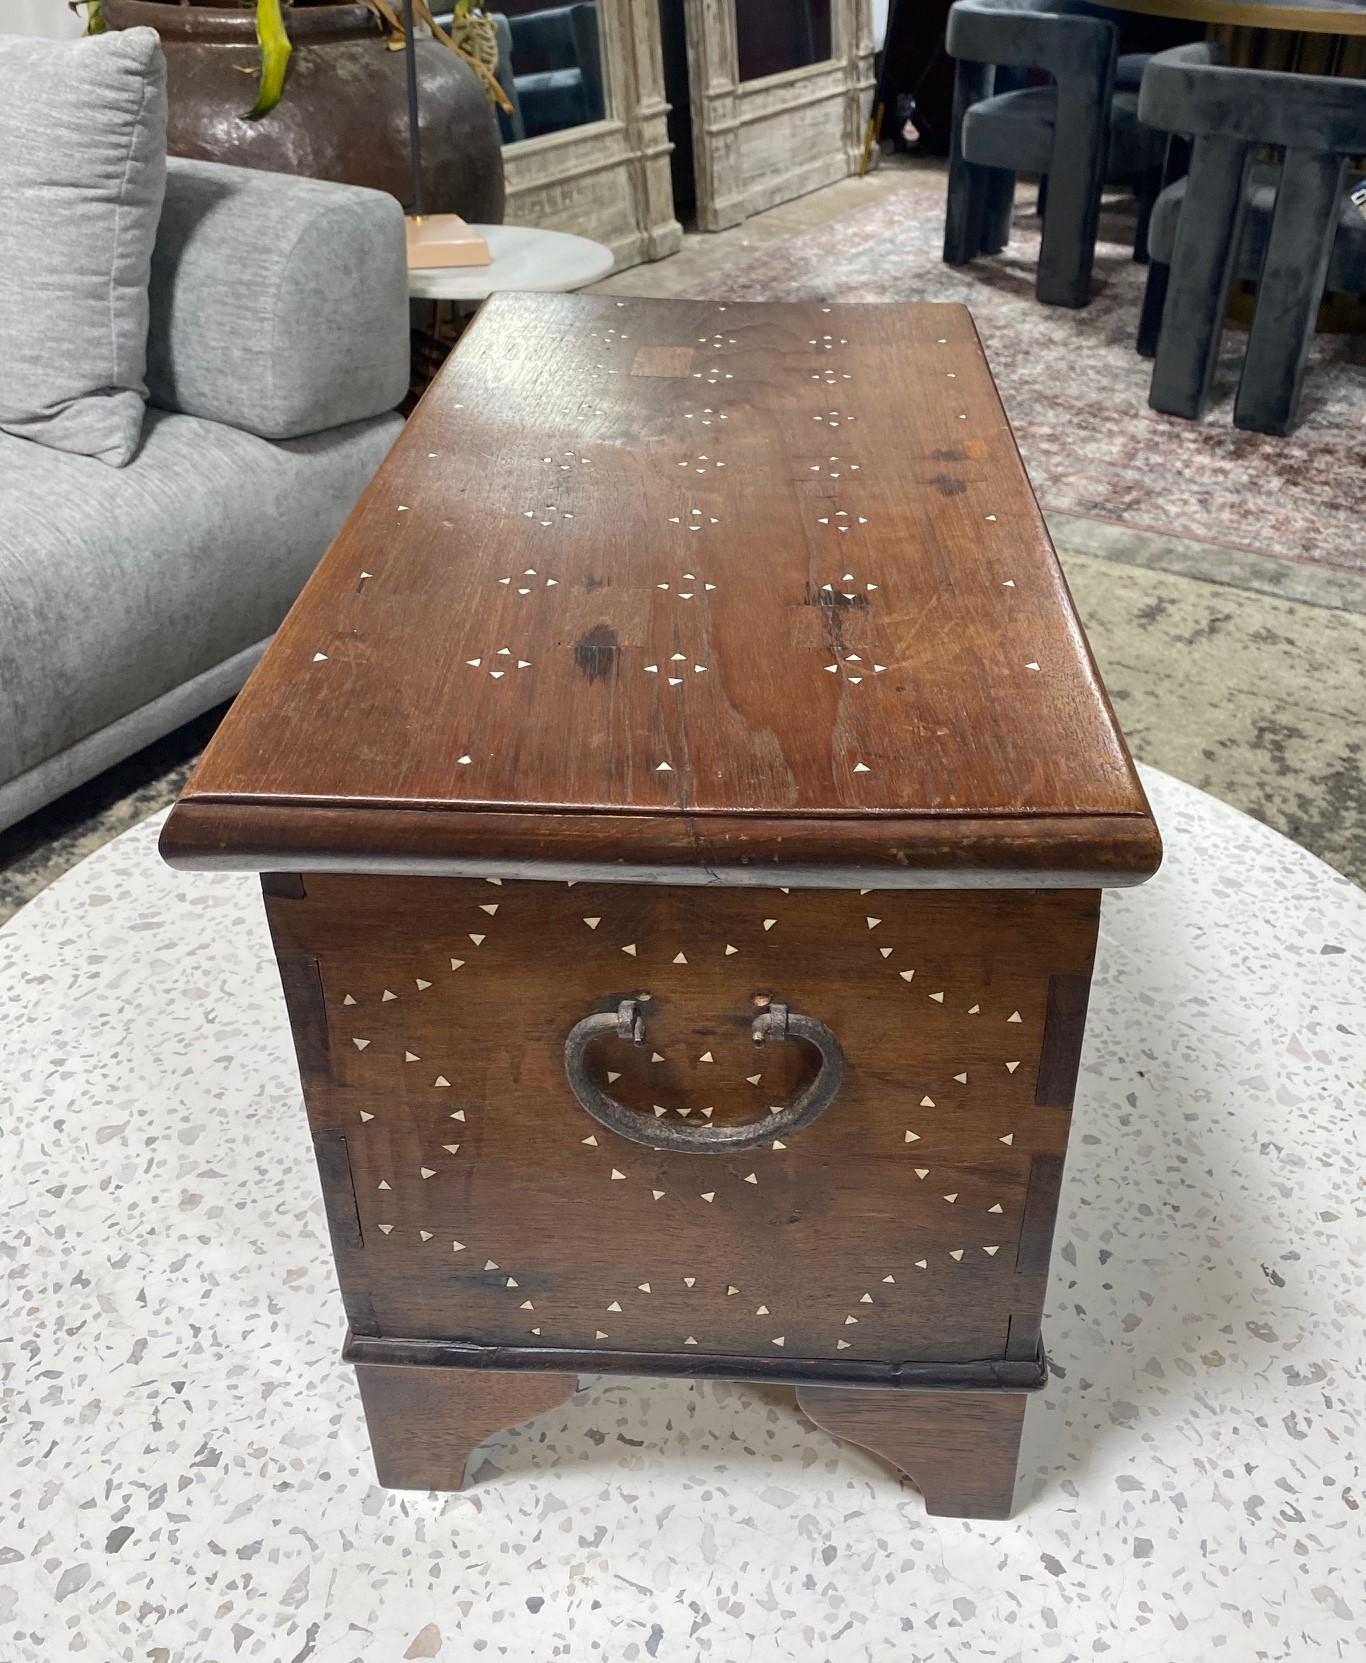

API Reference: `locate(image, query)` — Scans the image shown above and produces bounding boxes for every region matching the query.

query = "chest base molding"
[342,1330,1048,1393]
[346,1334,1043,1514]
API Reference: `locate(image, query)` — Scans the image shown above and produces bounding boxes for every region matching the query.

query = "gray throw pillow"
[0,28,168,468]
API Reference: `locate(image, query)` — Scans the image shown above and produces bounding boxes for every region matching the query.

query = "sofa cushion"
[147,159,409,440]
[0,29,167,467]
[0,409,400,790]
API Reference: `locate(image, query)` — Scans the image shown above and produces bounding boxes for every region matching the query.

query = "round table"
[1102,0,1366,73]
[1105,0,1366,30]
[2,768,1363,1662]
[406,224,615,302]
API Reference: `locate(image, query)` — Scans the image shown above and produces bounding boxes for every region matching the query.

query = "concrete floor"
[1,161,1362,922]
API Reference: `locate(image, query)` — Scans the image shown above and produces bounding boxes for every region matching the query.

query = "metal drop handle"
[563,998,844,1153]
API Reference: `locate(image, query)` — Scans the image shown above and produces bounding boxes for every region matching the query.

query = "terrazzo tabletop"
[1,767,1363,1663]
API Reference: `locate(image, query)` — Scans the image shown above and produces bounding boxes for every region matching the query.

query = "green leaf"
[246,0,292,120]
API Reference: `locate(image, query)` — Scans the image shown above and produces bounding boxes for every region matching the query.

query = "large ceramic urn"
[104,0,506,223]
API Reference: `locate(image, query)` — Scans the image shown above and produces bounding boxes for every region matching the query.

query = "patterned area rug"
[706,174,1366,577]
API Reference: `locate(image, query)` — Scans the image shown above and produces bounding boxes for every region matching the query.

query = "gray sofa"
[0,156,408,833]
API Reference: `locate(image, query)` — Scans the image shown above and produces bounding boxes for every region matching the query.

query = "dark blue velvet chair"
[944,0,1167,308]
[492,5,605,144]
[1136,42,1366,436]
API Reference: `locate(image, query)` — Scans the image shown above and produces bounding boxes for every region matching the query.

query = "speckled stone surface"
[1,767,1362,1662]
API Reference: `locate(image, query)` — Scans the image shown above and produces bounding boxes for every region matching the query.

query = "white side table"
[407,224,615,301]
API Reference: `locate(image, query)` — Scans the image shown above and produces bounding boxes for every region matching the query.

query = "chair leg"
[1036,184,1102,307]
[1149,134,1252,420]
[1233,148,1345,437]
[1036,171,1048,222]
[944,160,989,266]
[944,61,994,266]
[1035,84,1112,308]
[980,168,1016,255]
[1136,259,1169,358]
[1132,165,1162,265]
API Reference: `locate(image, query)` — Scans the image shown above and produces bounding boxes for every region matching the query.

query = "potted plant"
[89,0,509,222]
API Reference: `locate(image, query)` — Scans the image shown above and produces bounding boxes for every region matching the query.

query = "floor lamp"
[402,0,489,268]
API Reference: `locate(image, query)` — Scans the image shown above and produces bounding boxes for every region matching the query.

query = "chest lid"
[161,294,1159,889]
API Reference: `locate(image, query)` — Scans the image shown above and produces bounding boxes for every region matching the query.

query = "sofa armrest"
[146,157,409,440]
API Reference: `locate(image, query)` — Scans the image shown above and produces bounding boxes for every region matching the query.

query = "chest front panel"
[267,876,1098,1370]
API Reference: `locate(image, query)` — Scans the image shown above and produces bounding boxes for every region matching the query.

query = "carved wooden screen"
[683,0,876,232]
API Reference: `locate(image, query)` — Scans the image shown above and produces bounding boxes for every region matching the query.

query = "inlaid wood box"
[161,293,1161,1518]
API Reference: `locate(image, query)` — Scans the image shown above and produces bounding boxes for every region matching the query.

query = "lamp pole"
[401,0,425,219]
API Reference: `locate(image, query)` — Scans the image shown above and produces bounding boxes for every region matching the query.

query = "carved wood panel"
[501,0,683,268]
[683,0,876,231]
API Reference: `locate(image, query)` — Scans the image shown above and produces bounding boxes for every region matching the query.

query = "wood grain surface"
[267,873,1097,1377]
[163,294,1159,889]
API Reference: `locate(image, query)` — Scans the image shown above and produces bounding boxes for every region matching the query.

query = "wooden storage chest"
[161,293,1161,1518]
